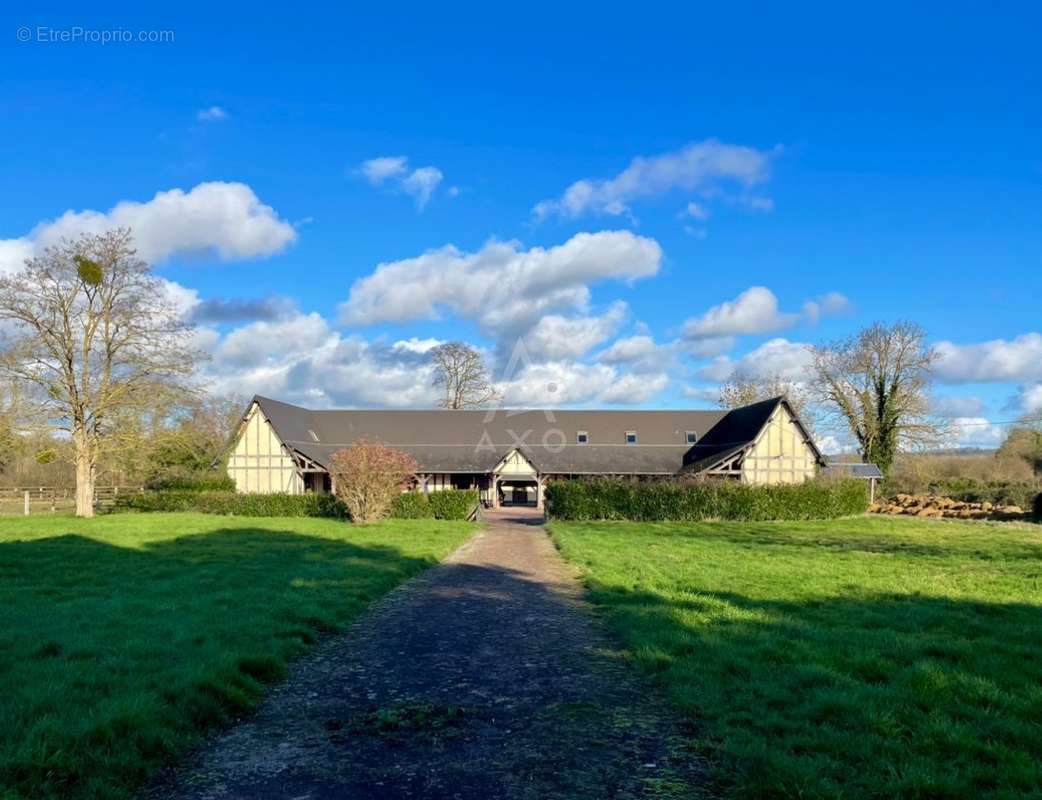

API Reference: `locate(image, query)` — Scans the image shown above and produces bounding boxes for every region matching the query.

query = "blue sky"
[2,2,1041,448]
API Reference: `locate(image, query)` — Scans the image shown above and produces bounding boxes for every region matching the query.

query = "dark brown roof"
[250,395,818,476]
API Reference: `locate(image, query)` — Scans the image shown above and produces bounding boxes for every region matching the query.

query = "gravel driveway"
[146,508,706,799]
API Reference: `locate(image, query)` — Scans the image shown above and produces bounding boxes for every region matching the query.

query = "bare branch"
[430,342,502,409]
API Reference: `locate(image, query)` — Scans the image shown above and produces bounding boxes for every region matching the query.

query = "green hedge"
[146,473,236,492]
[117,488,479,521]
[390,492,431,519]
[115,490,348,518]
[389,490,479,520]
[544,478,869,522]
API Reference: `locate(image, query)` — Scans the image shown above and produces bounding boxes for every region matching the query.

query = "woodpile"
[869,493,1026,520]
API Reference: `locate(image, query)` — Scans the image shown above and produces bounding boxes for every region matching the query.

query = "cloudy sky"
[2,4,1040,449]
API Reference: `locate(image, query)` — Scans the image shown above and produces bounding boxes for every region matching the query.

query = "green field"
[550,516,1042,799]
[0,513,472,800]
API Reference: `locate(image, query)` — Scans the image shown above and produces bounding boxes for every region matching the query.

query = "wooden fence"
[0,486,145,516]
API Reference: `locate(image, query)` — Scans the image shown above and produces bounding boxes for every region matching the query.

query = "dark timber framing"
[226,395,826,504]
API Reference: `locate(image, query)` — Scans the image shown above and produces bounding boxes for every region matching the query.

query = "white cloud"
[533,139,773,220]
[597,334,674,373]
[216,312,331,366]
[521,302,627,362]
[159,278,202,319]
[491,359,665,407]
[401,166,444,210]
[680,336,735,358]
[1015,384,1042,416]
[601,372,669,404]
[682,287,851,340]
[197,310,441,408]
[392,337,443,354]
[358,156,444,210]
[338,230,662,339]
[947,417,1007,450]
[698,338,813,382]
[193,307,668,409]
[683,287,797,339]
[0,239,34,276]
[196,106,228,122]
[683,201,709,220]
[681,385,721,404]
[935,334,1042,383]
[802,292,854,325]
[598,334,660,364]
[360,156,408,184]
[0,182,296,273]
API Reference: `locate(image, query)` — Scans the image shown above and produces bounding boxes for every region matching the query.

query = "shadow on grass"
[638,520,1042,560]
[583,579,1042,799]
[0,527,450,800]
[141,534,706,800]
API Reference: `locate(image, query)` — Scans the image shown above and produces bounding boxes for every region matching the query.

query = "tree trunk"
[73,428,95,518]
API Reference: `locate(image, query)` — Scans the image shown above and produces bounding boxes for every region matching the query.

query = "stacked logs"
[869,493,1025,520]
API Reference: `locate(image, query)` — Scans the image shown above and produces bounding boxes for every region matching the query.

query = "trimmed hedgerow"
[146,473,236,492]
[115,490,348,518]
[389,490,479,520]
[428,489,479,520]
[117,488,481,521]
[390,492,431,519]
[544,478,868,522]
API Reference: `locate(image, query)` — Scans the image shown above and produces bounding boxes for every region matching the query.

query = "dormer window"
[576,431,589,444]
[625,431,637,444]
[686,431,697,444]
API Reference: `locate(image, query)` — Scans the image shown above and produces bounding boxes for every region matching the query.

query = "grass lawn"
[550,516,1042,800]
[0,512,472,800]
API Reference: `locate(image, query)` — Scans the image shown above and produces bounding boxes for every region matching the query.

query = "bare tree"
[718,371,815,429]
[430,342,501,409]
[0,379,21,475]
[0,229,204,516]
[812,321,944,474]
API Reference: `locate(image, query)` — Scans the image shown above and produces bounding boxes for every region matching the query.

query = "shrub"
[1034,493,1042,520]
[115,490,348,518]
[427,489,479,520]
[328,440,418,523]
[389,490,479,520]
[146,473,236,492]
[544,478,868,522]
[391,492,431,519]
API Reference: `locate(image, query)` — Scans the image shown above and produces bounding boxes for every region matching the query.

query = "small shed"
[822,462,885,503]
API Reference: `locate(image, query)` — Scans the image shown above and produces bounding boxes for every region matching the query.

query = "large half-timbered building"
[226,395,824,508]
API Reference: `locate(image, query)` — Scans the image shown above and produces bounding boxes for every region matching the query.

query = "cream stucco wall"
[226,404,305,494]
[740,404,818,485]
[495,449,537,476]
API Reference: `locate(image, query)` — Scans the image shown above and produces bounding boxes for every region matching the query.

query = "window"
[625,431,637,444]
[576,431,589,444]
[686,431,697,444]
